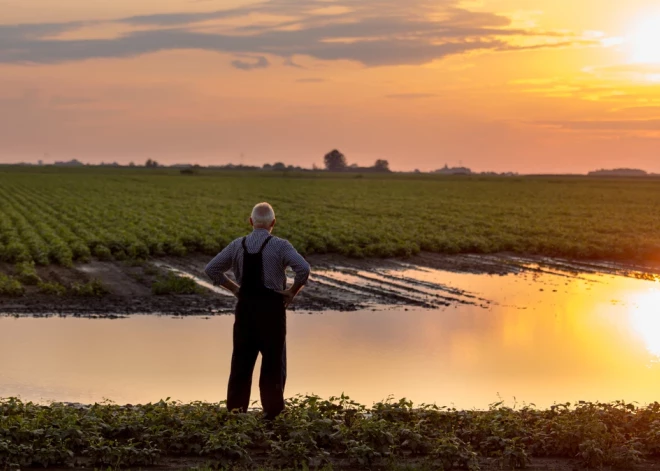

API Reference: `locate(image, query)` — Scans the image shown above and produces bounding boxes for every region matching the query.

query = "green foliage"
[0,274,24,296]
[37,281,67,296]
[1,169,660,265]
[152,272,204,295]
[0,397,659,469]
[70,279,109,297]
[14,261,41,285]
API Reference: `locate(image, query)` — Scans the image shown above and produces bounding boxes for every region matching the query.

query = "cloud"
[50,96,97,106]
[0,0,586,67]
[296,78,326,83]
[537,119,660,131]
[231,56,270,70]
[385,93,436,99]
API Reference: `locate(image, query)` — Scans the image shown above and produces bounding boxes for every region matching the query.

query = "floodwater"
[1,263,660,409]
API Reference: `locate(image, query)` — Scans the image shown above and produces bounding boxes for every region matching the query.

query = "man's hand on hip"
[220,279,241,298]
[277,289,296,307]
[276,281,305,308]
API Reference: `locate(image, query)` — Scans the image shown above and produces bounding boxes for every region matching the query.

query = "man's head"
[250,202,276,231]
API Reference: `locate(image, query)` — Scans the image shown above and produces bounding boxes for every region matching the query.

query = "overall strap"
[258,236,273,254]
[241,237,248,251]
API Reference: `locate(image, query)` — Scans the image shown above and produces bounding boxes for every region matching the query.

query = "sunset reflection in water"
[1,267,659,409]
[629,285,660,360]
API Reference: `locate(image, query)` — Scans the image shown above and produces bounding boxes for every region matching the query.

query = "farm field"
[1,166,659,314]
[2,168,660,471]
[1,167,659,268]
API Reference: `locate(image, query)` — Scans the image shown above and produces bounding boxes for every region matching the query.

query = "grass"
[0,168,659,267]
[1,395,659,469]
[152,272,205,295]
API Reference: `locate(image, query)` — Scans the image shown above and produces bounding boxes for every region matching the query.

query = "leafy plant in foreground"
[1,397,660,469]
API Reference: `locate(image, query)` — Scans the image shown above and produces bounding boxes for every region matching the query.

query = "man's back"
[205,228,310,293]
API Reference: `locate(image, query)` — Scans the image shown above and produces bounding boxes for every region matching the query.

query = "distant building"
[434,164,472,175]
[588,168,648,177]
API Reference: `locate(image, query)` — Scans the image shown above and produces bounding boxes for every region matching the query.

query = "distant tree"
[273,162,286,171]
[324,149,347,171]
[129,161,135,167]
[145,159,159,168]
[374,159,390,172]
[262,163,273,170]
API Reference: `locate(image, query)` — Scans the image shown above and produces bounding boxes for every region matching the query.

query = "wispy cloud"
[0,0,588,67]
[536,119,660,131]
[296,78,326,83]
[231,56,270,70]
[385,93,436,99]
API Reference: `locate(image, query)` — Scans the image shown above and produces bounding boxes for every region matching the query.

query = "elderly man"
[205,202,310,419]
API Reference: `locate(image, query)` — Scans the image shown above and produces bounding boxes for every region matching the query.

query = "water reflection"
[629,285,660,360]
[1,268,659,409]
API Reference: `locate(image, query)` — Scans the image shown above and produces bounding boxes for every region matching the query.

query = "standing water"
[1,262,659,409]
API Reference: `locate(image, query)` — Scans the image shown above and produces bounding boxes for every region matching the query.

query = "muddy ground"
[1,253,659,317]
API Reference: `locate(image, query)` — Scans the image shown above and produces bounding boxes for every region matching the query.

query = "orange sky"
[1,0,660,172]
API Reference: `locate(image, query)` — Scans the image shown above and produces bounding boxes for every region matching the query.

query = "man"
[204,202,310,419]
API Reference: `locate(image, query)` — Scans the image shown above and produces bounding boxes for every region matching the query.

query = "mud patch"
[1,253,659,317]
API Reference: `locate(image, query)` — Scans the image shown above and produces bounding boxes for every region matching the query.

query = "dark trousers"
[227,296,287,419]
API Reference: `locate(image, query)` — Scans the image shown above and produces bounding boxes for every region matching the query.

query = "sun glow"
[630,286,660,360]
[630,16,660,63]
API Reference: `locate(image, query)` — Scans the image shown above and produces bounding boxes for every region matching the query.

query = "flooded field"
[2,256,659,409]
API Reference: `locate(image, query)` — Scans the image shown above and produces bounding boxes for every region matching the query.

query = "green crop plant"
[1,397,660,469]
[0,167,659,267]
[14,261,41,285]
[0,274,24,296]
[69,279,109,297]
[37,281,67,296]
[152,272,204,295]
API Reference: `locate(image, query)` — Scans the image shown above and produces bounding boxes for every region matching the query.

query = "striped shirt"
[204,229,311,291]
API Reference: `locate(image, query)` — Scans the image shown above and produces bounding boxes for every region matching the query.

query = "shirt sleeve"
[282,241,311,285]
[204,241,236,285]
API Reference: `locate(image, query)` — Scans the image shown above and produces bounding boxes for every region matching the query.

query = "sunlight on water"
[629,284,660,360]
[1,266,660,409]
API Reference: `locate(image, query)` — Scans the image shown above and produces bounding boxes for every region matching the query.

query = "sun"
[630,16,660,63]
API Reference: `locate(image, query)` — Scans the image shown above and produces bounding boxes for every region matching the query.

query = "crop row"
[1,169,659,266]
[1,395,660,469]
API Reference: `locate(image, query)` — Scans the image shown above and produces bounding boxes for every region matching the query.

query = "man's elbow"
[204,263,219,281]
[298,261,311,284]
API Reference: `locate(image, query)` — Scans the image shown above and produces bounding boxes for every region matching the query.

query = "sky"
[1,0,660,173]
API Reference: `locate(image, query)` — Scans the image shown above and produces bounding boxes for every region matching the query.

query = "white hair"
[251,202,276,228]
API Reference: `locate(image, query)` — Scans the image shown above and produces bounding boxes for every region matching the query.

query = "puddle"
[2,261,660,409]
[154,262,233,297]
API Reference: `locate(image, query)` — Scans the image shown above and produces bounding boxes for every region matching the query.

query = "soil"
[2,253,659,318]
